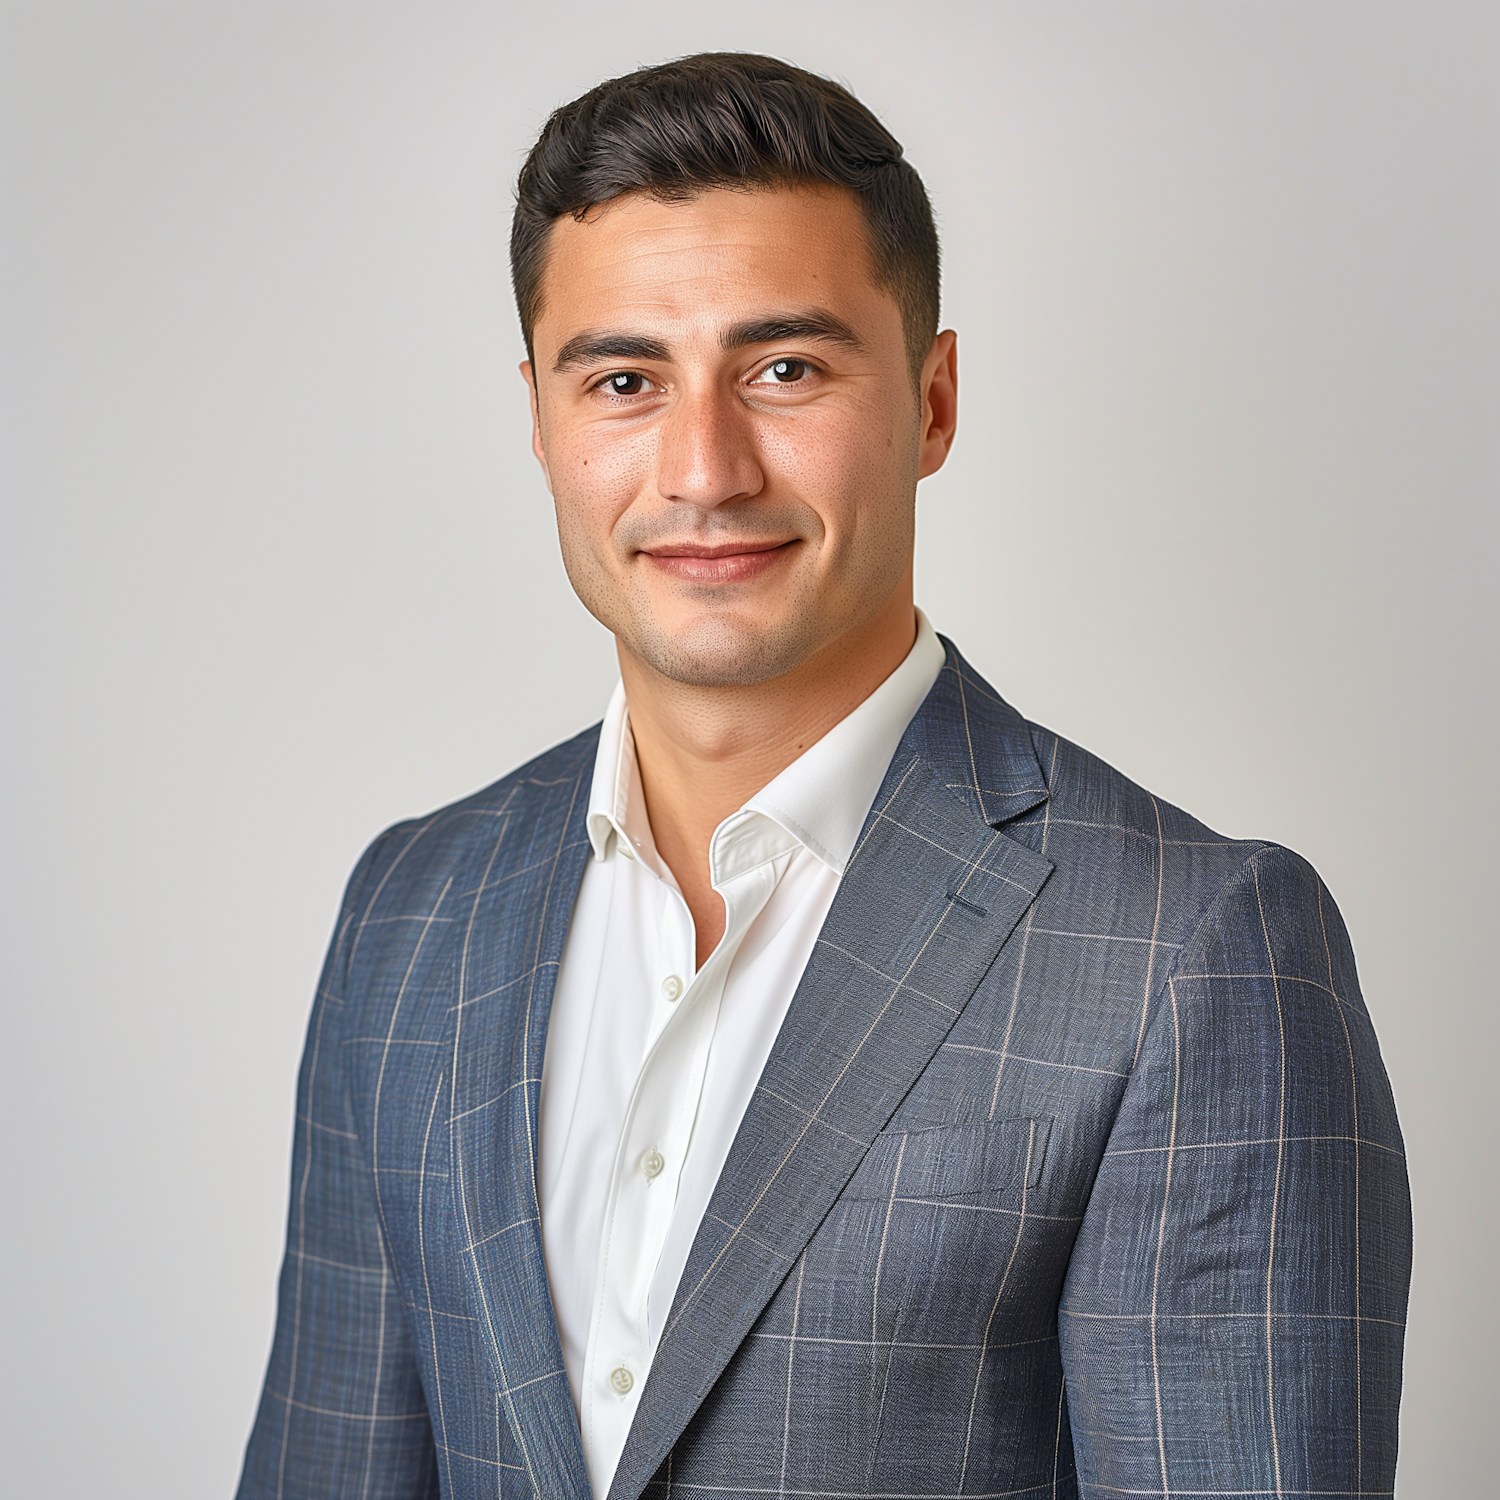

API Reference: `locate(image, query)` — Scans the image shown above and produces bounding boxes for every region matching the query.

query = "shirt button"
[641,1148,665,1180]
[661,975,683,1001]
[609,1366,634,1395]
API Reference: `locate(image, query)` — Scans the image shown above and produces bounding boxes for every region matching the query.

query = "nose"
[654,385,765,510]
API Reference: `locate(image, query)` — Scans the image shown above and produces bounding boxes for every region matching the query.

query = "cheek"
[547,419,657,547]
[758,405,916,552]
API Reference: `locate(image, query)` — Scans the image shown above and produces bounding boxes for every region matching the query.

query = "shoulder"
[1018,719,1232,850]
[991,722,1374,1075]
[1009,719,1335,964]
[344,723,601,916]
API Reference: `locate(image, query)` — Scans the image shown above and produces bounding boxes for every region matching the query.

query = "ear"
[520,360,553,493]
[916,330,958,481]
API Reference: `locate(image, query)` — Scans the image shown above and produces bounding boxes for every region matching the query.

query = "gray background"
[1,2,1494,1495]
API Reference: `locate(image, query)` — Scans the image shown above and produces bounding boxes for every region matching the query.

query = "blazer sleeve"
[237,832,440,1500]
[1058,844,1411,1496]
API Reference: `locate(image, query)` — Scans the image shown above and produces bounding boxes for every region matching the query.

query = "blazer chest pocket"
[839,1117,1051,1205]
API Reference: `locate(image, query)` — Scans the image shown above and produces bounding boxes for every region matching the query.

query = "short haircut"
[511,53,940,379]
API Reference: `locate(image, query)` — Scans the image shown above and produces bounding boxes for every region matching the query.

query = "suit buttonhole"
[945,890,989,918]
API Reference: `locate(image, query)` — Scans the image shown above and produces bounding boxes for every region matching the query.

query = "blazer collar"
[903,635,1051,829]
[607,641,1054,1499]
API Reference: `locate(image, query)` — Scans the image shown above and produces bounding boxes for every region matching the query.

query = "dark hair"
[511,53,940,378]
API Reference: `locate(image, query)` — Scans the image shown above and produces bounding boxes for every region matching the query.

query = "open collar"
[585,610,946,879]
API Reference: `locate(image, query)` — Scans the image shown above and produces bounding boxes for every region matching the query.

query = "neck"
[618,579,917,967]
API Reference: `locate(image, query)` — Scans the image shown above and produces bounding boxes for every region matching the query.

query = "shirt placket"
[580,845,782,1474]
[580,865,710,1461]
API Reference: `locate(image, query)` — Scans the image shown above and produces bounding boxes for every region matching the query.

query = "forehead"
[533,185,892,348]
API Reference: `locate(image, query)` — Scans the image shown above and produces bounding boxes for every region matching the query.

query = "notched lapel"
[446,758,595,1500]
[608,735,1054,1500]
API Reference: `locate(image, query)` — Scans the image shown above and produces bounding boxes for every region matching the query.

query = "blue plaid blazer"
[238,641,1410,1499]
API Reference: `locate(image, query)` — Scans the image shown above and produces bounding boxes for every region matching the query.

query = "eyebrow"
[720,311,865,354]
[553,332,671,372]
[550,309,865,373]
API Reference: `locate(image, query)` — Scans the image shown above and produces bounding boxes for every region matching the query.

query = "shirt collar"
[586,609,946,878]
[586,679,649,864]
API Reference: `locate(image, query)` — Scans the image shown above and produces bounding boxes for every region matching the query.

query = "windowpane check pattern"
[539,619,946,1497]
[237,641,1409,1500]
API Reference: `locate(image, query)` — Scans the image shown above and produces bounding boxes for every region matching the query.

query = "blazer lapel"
[607,645,1054,1500]
[446,742,596,1500]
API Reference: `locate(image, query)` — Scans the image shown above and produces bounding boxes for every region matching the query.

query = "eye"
[752,358,812,385]
[596,371,657,397]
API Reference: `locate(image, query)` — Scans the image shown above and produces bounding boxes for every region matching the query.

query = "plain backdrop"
[1,3,1494,1495]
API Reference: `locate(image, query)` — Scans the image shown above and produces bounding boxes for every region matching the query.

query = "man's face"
[524,184,954,687]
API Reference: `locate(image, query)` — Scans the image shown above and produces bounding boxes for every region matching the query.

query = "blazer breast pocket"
[839,1117,1052,1206]
[808,1117,1057,1357]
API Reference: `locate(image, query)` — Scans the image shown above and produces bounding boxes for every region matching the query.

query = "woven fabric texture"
[237,641,1410,1500]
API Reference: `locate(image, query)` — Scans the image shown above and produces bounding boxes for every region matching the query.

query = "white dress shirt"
[537,612,945,1497]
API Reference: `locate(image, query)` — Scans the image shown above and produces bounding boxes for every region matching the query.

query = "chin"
[628,613,817,688]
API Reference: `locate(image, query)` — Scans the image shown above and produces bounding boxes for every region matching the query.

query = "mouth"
[639,538,798,584]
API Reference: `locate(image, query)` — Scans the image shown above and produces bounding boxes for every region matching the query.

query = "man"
[238,53,1410,1500]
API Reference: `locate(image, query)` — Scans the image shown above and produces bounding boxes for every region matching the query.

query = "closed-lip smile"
[640,538,797,582]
